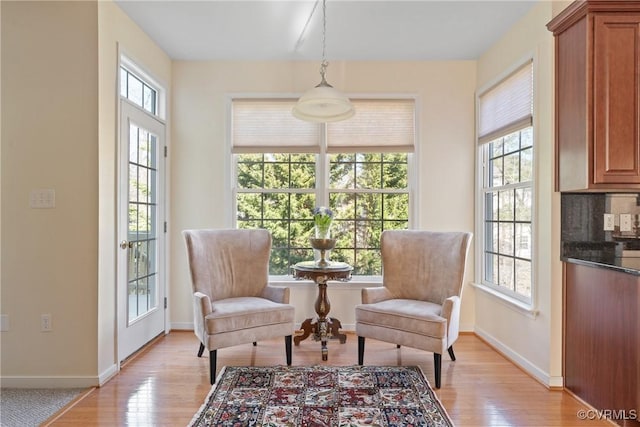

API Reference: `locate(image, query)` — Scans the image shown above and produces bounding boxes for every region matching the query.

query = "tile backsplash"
[561,193,640,260]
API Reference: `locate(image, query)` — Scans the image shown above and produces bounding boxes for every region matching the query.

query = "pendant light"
[292,0,354,123]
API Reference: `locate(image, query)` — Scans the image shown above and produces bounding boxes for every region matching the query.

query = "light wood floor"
[46,331,607,426]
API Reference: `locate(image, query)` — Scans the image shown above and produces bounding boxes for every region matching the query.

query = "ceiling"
[114,0,539,61]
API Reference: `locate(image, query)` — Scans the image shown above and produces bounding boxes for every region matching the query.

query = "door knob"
[120,240,134,249]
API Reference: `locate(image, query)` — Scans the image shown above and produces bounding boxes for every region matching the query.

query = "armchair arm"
[193,291,213,317]
[193,291,212,344]
[441,295,461,346]
[262,285,290,304]
[361,287,393,304]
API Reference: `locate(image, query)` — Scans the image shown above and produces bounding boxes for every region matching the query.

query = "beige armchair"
[183,229,295,384]
[355,230,472,388]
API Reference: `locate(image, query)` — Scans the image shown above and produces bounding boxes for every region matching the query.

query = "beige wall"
[474,1,563,387]
[170,60,477,331]
[0,0,171,387]
[1,1,99,386]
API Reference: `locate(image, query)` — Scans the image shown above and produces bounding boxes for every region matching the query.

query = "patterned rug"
[189,365,454,427]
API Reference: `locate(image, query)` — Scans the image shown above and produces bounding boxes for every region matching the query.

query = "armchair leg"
[209,350,217,385]
[358,336,365,365]
[197,343,205,357]
[285,335,292,365]
[434,353,442,389]
[447,345,456,361]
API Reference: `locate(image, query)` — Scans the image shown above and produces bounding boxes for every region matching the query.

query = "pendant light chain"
[320,0,328,83]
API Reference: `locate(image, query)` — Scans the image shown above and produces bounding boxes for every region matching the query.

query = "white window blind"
[232,98,416,153]
[232,99,320,153]
[478,61,533,144]
[327,99,416,153]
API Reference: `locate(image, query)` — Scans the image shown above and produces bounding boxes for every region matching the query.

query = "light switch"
[604,214,615,231]
[30,189,55,209]
[0,314,9,332]
[620,213,633,232]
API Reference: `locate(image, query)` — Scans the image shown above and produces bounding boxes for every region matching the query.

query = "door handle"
[120,240,134,250]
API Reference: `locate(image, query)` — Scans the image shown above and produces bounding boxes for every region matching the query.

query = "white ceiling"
[114,0,539,61]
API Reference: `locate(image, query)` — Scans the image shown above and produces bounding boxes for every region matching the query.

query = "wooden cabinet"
[548,1,640,191]
[564,262,639,426]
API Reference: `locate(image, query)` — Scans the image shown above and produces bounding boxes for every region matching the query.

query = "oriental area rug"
[189,365,454,427]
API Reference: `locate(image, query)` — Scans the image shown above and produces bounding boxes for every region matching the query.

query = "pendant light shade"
[293,0,354,123]
[292,79,355,123]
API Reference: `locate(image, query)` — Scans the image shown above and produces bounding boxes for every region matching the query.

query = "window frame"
[119,55,166,121]
[227,95,419,280]
[474,58,537,311]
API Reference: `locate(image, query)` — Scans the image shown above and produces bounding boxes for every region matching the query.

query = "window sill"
[270,275,383,290]
[471,282,539,319]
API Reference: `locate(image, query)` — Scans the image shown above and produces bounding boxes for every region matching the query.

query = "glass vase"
[314,225,332,239]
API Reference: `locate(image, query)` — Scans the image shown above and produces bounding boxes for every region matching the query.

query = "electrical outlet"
[41,314,52,332]
[620,214,633,232]
[604,214,615,231]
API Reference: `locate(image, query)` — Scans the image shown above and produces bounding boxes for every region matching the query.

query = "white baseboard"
[170,322,193,330]
[474,325,563,388]
[0,375,98,388]
[98,364,119,386]
[459,322,474,332]
[170,322,358,332]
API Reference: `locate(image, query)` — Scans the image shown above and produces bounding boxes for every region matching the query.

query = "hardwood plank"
[46,331,611,426]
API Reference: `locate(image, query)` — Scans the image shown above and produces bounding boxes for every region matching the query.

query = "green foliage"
[236,152,410,275]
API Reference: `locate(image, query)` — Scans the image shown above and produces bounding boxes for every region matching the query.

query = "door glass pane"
[128,123,158,324]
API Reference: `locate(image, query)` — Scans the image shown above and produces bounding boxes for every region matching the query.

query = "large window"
[478,61,534,303]
[233,99,415,276]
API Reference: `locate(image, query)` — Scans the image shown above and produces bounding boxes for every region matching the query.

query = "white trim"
[119,53,168,121]
[116,50,169,362]
[271,277,382,290]
[459,322,475,332]
[472,282,539,318]
[0,376,99,388]
[98,364,119,386]
[170,322,194,331]
[410,96,420,229]
[477,53,537,100]
[474,53,537,307]
[225,95,235,228]
[474,325,560,388]
[173,321,474,335]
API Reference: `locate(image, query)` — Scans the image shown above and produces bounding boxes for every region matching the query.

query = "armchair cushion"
[355,299,446,339]
[206,297,295,334]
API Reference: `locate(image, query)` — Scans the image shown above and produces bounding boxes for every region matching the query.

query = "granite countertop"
[562,256,640,276]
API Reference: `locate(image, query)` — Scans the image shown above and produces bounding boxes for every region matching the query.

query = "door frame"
[116,55,169,364]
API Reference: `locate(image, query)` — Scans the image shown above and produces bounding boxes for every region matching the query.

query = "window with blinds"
[478,60,534,303]
[232,98,416,276]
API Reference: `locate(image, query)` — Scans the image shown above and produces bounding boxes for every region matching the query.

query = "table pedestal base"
[292,261,352,361]
[294,317,347,361]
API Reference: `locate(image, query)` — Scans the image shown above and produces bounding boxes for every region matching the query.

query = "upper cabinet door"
[593,14,640,185]
[548,1,640,191]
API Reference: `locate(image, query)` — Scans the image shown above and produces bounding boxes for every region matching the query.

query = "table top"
[293,261,353,273]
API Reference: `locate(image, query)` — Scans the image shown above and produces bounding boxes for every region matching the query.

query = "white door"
[118,100,166,362]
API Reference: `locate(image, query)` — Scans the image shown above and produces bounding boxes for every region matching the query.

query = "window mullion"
[317,124,329,206]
